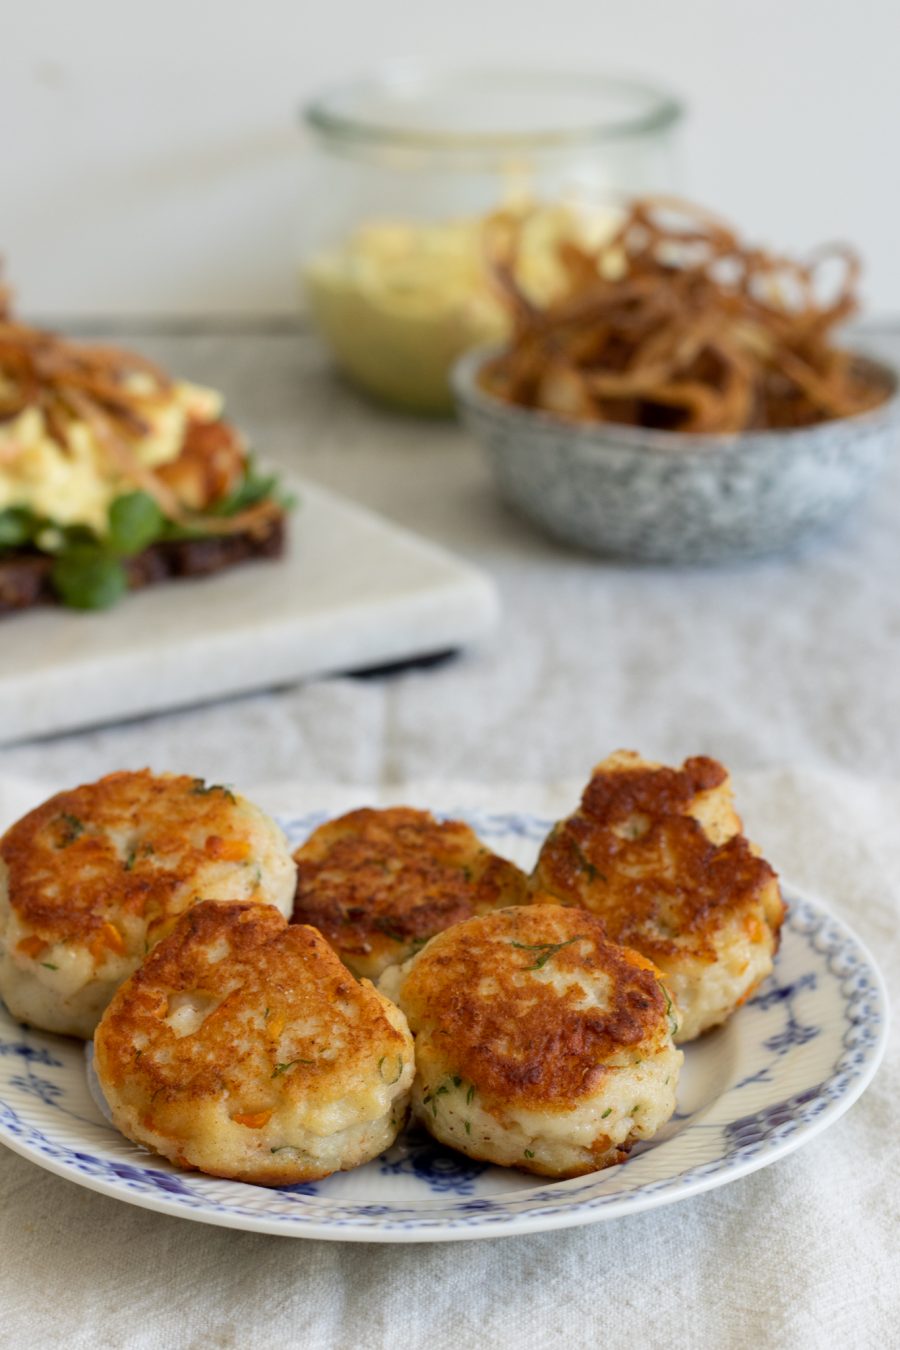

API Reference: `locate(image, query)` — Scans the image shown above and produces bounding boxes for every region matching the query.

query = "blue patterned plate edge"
[0,807,889,1243]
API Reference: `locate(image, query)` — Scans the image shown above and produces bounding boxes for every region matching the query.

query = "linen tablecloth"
[0,769,896,1350]
[0,326,898,1348]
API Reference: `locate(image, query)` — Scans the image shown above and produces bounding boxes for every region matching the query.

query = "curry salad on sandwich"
[0,288,292,615]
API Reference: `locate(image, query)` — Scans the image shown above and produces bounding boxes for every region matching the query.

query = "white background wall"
[3,0,898,317]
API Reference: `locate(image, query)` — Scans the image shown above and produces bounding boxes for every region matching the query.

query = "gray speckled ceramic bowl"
[453,347,900,563]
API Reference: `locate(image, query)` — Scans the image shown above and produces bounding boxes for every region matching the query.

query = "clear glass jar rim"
[303,66,684,151]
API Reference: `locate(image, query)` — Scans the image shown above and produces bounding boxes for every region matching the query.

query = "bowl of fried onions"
[453,197,898,562]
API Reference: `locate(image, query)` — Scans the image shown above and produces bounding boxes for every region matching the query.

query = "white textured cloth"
[0,327,898,1348]
[0,769,897,1350]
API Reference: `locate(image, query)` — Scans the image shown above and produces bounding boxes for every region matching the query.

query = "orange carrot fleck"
[233,1110,272,1129]
[91,922,126,961]
[205,835,251,863]
[103,922,126,953]
[743,912,766,942]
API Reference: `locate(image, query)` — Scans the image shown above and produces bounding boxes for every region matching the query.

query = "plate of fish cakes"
[0,757,888,1240]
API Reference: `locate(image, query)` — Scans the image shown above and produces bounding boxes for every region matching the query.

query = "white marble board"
[0,480,498,743]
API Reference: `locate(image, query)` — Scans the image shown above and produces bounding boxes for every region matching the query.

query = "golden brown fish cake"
[0,770,296,1037]
[378,904,682,1178]
[94,901,414,1185]
[291,807,530,979]
[531,751,786,1041]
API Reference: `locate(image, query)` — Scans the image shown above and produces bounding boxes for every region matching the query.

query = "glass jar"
[299,67,684,414]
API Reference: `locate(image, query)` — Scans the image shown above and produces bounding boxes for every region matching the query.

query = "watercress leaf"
[159,457,294,537]
[108,491,165,556]
[208,455,280,517]
[0,507,38,549]
[50,548,128,610]
[56,524,101,550]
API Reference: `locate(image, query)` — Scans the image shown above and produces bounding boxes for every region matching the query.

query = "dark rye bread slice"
[0,507,286,616]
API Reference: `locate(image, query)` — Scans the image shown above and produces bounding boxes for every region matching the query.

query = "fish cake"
[291,807,530,980]
[531,751,786,1042]
[379,904,682,1178]
[0,770,296,1038]
[94,900,414,1185]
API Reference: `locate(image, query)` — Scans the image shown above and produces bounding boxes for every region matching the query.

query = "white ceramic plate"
[0,480,498,744]
[0,807,888,1242]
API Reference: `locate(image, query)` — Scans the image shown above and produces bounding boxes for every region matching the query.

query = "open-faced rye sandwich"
[0,282,291,614]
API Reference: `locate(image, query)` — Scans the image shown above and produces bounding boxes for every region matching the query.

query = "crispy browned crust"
[0,506,285,617]
[532,754,785,964]
[400,904,669,1113]
[95,901,408,1183]
[155,418,245,512]
[291,807,530,973]
[1,770,256,946]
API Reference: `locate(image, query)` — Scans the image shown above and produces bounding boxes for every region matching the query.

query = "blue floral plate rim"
[0,805,889,1243]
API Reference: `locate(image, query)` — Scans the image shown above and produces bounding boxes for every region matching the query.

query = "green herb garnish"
[466,1085,475,1106]
[464,1120,471,1135]
[510,935,585,971]
[6,458,291,613]
[58,813,84,846]
[128,842,155,868]
[107,491,165,557]
[601,1108,612,1119]
[660,983,679,1037]
[189,779,236,803]
[378,1055,404,1085]
[422,1082,451,1117]
[572,842,606,884]
[0,507,39,550]
[50,546,128,611]
[524,1149,535,1159]
[271,1059,313,1077]
[208,456,289,517]
[40,962,59,971]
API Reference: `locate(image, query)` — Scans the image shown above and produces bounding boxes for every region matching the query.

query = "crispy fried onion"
[480,197,888,433]
[0,303,273,534]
